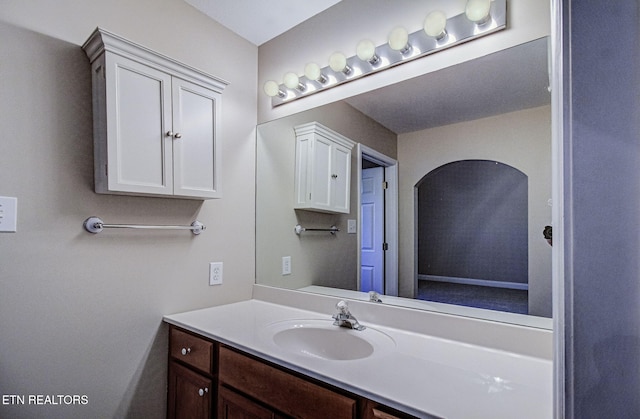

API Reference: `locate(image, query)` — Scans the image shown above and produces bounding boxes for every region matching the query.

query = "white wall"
[399,105,552,317]
[256,102,396,290]
[0,1,256,417]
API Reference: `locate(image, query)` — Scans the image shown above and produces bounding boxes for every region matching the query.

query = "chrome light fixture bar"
[266,0,506,107]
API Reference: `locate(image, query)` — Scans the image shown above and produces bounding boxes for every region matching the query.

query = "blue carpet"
[417,280,528,314]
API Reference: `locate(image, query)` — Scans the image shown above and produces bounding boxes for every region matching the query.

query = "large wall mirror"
[256,36,552,328]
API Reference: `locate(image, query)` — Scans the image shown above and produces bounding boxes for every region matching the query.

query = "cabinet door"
[168,361,212,419]
[218,386,276,419]
[330,142,351,213]
[309,134,334,210]
[104,54,173,195]
[172,78,222,199]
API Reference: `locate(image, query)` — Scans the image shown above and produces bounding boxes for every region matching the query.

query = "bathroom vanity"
[164,287,552,418]
[167,325,413,418]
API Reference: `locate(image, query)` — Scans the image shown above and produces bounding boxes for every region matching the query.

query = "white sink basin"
[266,319,395,361]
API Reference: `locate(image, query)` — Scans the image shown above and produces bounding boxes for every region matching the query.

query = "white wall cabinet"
[294,122,356,214]
[83,28,228,199]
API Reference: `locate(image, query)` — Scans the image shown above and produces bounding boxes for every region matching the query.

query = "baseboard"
[418,274,529,291]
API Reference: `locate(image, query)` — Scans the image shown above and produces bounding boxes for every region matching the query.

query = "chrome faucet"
[368,291,382,303]
[332,300,366,331]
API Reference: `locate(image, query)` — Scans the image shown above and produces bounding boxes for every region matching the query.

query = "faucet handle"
[335,300,349,314]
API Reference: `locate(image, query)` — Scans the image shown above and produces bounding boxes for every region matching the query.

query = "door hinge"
[382,242,389,251]
[382,181,388,190]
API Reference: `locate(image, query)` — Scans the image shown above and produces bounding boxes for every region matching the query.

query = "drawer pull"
[198,387,208,397]
[181,347,191,356]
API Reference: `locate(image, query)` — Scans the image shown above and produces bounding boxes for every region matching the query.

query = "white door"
[311,135,333,209]
[172,78,222,198]
[361,166,384,293]
[330,143,351,213]
[107,55,173,195]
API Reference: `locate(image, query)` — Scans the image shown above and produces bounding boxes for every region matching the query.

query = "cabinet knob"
[198,388,208,397]
[181,347,191,356]
[173,132,183,139]
[166,131,174,137]
[331,174,338,179]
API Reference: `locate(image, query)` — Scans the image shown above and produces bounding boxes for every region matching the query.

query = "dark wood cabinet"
[218,386,280,419]
[167,326,216,419]
[218,346,356,419]
[168,362,212,419]
[166,324,419,419]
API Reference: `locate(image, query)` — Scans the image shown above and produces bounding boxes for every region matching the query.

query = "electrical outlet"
[347,219,357,234]
[282,256,291,275]
[209,262,223,285]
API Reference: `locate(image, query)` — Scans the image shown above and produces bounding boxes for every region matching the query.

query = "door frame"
[356,144,399,296]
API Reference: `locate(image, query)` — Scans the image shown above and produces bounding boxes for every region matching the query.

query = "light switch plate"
[282,256,291,275]
[0,196,17,232]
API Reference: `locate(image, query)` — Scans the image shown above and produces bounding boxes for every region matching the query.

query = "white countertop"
[164,298,552,419]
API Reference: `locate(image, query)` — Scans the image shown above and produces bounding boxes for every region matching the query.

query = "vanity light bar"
[267,0,506,107]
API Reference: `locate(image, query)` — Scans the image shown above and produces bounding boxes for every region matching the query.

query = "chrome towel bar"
[294,224,339,235]
[83,216,205,235]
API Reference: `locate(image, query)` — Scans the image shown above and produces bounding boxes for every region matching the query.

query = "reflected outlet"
[0,196,17,233]
[209,262,223,285]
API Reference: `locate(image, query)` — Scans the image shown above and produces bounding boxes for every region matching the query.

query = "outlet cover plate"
[0,196,17,232]
[209,262,223,285]
[347,219,357,234]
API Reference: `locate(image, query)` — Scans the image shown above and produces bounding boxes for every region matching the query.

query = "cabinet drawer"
[218,386,278,419]
[219,346,356,419]
[170,327,214,374]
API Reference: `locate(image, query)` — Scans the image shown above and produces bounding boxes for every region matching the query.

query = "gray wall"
[0,1,256,417]
[417,160,529,285]
[561,1,640,417]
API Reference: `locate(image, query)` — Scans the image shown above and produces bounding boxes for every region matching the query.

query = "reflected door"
[361,167,384,293]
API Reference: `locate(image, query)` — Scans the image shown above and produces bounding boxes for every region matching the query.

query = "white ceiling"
[345,37,551,133]
[184,0,342,45]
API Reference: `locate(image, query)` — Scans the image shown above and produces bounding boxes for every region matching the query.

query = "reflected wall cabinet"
[82,28,228,199]
[294,122,356,214]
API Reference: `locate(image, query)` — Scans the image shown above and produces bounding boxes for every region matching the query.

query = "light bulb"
[465,0,492,24]
[388,27,411,53]
[304,62,327,83]
[263,80,283,97]
[329,52,351,74]
[424,11,447,39]
[356,39,379,64]
[283,72,304,90]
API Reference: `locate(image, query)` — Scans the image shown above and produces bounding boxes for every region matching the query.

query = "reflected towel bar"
[83,216,206,235]
[294,224,339,235]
